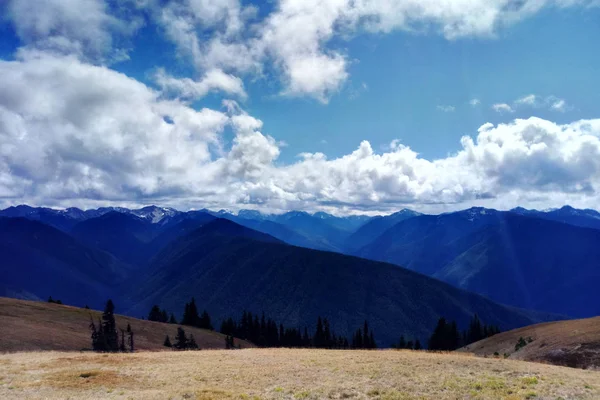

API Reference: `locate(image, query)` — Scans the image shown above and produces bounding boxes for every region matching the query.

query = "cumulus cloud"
[148,0,597,102]
[515,94,537,106]
[511,94,571,112]
[492,103,514,113]
[6,0,139,63]
[154,68,247,100]
[2,55,600,213]
[1,0,599,214]
[469,98,481,106]
[0,52,229,201]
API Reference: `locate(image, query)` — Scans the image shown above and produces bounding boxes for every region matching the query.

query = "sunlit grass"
[0,349,599,399]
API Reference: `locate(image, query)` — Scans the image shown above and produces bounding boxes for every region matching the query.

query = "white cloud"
[437,105,456,112]
[511,94,570,112]
[0,52,229,201]
[2,55,600,214]
[1,1,599,214]
[492,103,514,113]
[6,0,139,63]
[469,98,480,106]
[149,0,598,102]
[154,68,247,100]
[515,94,537,106]
[550,98,568,112]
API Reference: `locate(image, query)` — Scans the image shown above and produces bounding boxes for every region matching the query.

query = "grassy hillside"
[459,316,600,369]
[0,297,252,352]
[1,349,599,399]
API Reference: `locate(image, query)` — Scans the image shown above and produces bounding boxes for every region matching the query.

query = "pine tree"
[315,317,325,348]
[181,298,200,327]
[200,310,213,330]
[369,330,376,349]
[323,319,332,348]
[148,305,162,322]
[188,334,198,350]
[406,340,414,350]
[126,323,134,352]
[174,327,188,350]
[414,339,422,350]
[164,335,172,348]
[89,316,103,351]
[119,329,126,352]
[302,327,310,347]
[398,335,406,349]
[169,313,177,324]
[101,300,119,352]
[160,309,169,323]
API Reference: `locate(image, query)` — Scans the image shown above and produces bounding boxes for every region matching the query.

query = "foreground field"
[1,349,599,399]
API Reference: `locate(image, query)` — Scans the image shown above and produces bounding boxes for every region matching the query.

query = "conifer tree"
[414,339,422,350]
[174,327,188,350]
[101,300,119,352]
[200,310,213,330]
[169,313,177,324]
[369,330,376,349]
[148,305,162,322]
[398,335,406,349]
[164,335,172,348]
[188,334,198,349]
[127,323,134,352]
[89,316,103,351]
[119,329,126,352]
[181,298,200,327]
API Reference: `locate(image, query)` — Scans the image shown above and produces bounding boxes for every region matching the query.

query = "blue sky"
[0,0,600,214]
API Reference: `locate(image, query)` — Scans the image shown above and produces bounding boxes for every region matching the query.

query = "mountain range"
[2,203,600,344]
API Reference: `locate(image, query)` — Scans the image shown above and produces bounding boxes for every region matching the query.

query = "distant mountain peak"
[131,205,179,223]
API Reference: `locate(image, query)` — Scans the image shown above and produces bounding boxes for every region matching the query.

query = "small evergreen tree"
[398,335,406,349]
[148,305,162,322]
[101,300,119,351]
[119,329,126,352]
[174,327,188,350]
[188,334,198,349]
[127,323,134,352]
[164,335,172,348]
[414,339,422,350]
[169,313,177,324]
[181,298,201,327]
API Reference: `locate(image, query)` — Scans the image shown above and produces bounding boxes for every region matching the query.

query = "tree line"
[219,310,376,349]
[87,296,497,352]
[427,314,500,351]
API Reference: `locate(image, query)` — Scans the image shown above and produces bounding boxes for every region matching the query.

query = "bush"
[515,337,529,351]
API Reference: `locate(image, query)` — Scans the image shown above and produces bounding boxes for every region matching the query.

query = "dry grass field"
[1,349,600,400]
[459,316,600,369]
[0,297,253,352]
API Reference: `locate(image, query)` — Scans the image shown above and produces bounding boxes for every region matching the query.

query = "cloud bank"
[1,0,599,214]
